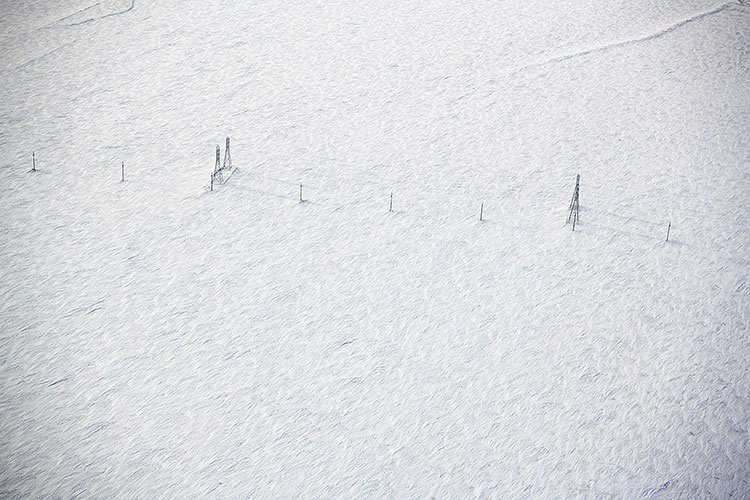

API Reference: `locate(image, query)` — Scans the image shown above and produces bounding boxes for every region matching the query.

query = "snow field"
[1,0,749,497]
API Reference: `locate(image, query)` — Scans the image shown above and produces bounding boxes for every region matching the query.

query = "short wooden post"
[480,203,484,221]
[666,221,671,242]
[389,193,393,212]
[121,161,125,182]
[32,152,36,171]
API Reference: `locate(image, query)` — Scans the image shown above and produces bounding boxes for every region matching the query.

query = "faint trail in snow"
[12,41,77,70]
[15,0,135,71]
[56,0,135,27]
[513,1,743,73]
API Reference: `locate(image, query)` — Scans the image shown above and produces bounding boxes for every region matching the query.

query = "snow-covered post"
[666,221,671,242]
[480,203,484,221]
[32,152,36,171]
[121,161,124,182]
[389,193,393,212]
[299,183,303,203]
[215,145,220,173]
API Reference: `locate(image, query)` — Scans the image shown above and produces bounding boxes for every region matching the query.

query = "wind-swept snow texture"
[1,0,749,498]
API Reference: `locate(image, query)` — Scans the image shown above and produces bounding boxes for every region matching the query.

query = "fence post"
[480,203,484,221]
[299,183,302,202]
[666,221,671,242]
[32,152,36,171]
[389,193,393,212]
[210,173,214,191]
[121,161,124,182]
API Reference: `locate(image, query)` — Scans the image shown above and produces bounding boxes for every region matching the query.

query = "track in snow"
[513,1,744,73]
[55,0,135,27]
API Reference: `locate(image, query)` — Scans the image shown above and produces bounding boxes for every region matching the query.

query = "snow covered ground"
[1,0,748,497]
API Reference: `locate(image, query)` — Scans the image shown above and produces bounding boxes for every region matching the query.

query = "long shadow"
[229,182,300,202]
[584,221,675,244]
[585,207,665,227]
[228,180,332,211]
[245,171,304,188]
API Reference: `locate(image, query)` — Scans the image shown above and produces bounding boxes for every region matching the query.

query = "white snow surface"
[1,0,749,498]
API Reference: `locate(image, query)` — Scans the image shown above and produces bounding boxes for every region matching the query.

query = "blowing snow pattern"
[0,0,748,498]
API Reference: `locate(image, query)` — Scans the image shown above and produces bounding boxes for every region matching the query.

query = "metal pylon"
[567,174,580,230]
[223,137,232,169]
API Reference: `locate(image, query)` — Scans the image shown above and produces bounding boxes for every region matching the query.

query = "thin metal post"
[480,203,483,221]
[299,183,302,202]
[121,161,124,182]
[32,152,36,171]
[389,193,393,212]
